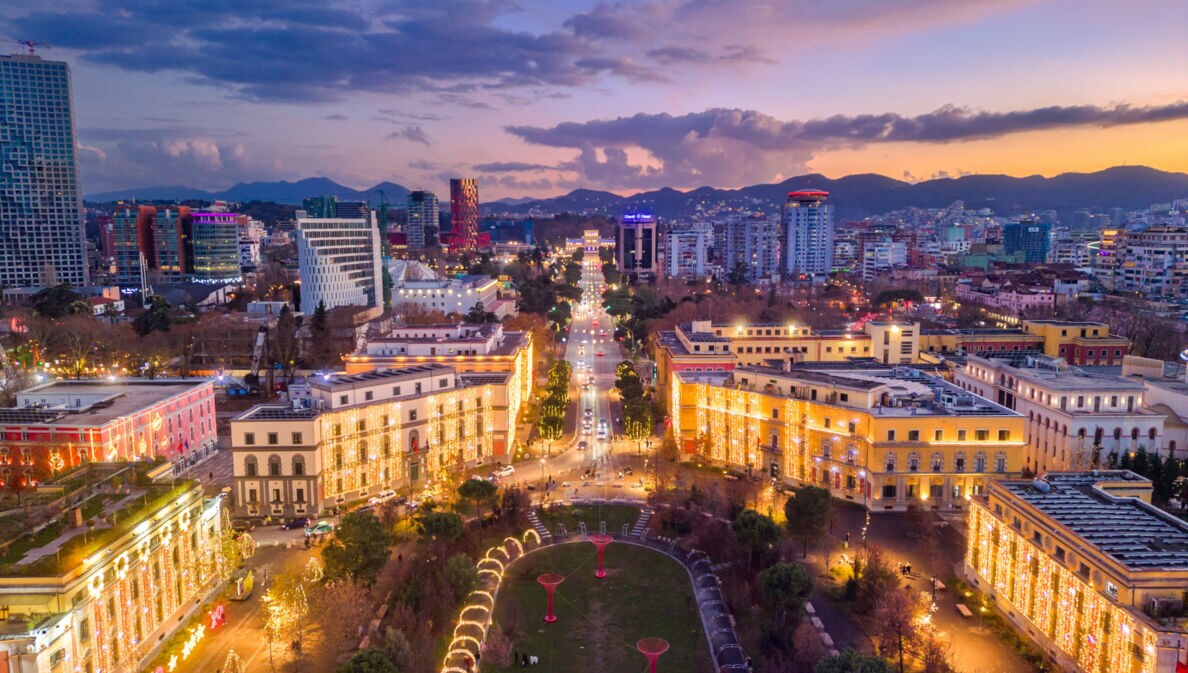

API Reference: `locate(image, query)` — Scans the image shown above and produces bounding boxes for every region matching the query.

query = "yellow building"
[0,483,228,673]
[232,364,516,516]
[670,364,1026,510]
[343,322,531,452]
[966,472,1188,673]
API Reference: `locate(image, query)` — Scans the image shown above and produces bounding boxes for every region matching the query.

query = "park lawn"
[536,504,640,538]
[488,542,713,673]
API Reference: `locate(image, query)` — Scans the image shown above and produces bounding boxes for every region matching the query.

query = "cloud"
[507,102,1188,189]
[78,136,288,194]
[386,126,433,146]
[324,114,348,121]
[473,161,554,172]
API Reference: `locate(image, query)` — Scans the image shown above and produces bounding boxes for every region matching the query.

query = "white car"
[494,465,515,477]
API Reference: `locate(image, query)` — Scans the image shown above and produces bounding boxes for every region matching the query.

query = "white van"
[494,464,515,478]
[368,489,397,506]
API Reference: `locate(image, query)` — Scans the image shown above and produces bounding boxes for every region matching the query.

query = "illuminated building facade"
[405,190,439,249]
[0,380,218,485]
[189,212,243,282]
[965,472,1188,673]
[669,364,1025,510]
[654,320,919,396]
[448,178,479,252]
[0,484,229,673]
[295,209,383,314]
[781,189,833,279]
[230,364,518,517]
[343,322,532,444]
[616,212,658,282]
[921,320,1130,366]
[954,353,1164,472]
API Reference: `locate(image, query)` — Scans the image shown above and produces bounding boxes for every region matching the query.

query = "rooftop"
[308,364,451,391]
[1000,472,1188,572]
[1,380,210,427]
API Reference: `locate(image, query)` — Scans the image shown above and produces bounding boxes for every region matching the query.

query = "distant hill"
[482,166,1188,221]
[85,166,1188,220]
[86,178,409,206]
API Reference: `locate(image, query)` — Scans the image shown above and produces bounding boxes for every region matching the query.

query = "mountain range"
[85,166,1188,221]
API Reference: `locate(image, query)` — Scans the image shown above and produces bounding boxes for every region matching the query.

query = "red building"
[449,178,479,252]
[0,380,217,489]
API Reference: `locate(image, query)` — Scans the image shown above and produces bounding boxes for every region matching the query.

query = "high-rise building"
[664,226,710,279]
[0,55,88,287]
[781,190,834,279]
[296,206,382,314]
[1113,225,1188,300]
[861,237,907,281]
[112,205,192,289]
[1003,219,1052,264]
[406,190,439,249]
[449,178,479,252]
[616,212,658,282]
[190,212,243,282]
[724,215,779,283]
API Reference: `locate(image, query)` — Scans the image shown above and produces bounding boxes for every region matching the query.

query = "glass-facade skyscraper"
[406,189,439,249]
[449,178,479,252]
[0,55,88,287]
[1003,219,1052,264]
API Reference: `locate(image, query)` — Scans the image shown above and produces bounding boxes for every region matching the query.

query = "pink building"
[0,380,217,488]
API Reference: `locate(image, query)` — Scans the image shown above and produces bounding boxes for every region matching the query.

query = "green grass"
[537,504,640,537]
[487,543,713,673]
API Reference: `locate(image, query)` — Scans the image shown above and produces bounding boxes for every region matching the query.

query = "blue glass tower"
[0,55,88,287]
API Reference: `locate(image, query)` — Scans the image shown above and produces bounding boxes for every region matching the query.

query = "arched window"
[1093,427,1103,445]
[907,452,920,472]
[244,456,258,477]
[884,452,897,472]
[821,440,832,459]
[1169,440,1177,454]
[1131,428,1140,441]
[974,451,987,472]
[1148,428,1157,441]
[954,451,967,472]
[1113,428,1122,441]
[357,441,368,463]
[931,451,944,472]
[292,455,305,476]
[845,443,858,464]
[268,455,281,477]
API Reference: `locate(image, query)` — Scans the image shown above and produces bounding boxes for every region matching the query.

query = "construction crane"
[2,39,52,56]
[243,327,268,394]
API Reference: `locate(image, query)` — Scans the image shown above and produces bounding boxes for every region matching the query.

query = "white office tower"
[664,226,710,279]
[405,189,438,248]
[781,189,834,279]
[0,55,88,287]
[296,209,383,314]
[725,215,780,283]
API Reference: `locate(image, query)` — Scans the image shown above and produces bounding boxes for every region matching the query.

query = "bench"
[956,604,973,618]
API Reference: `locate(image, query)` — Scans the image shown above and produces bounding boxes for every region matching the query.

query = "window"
[272,488,281,503]
[887,430,897,441]
[974,452,987,472]
[248,488,258,503]
[244,456,258,477]
[79,617,89,642]
[292,456,305,476]
[296,488,305,503]
[908,430,920,442]
[292,432,303,444]
[824,418,831,429]
[340,394,349,405]
[393,386,402,396]
[994,452,1007,473]
[364,390,373,401]
[954,453,966,472]
[998,430,1009,441]
[1032,531,1043,545]
[772,409,779,419]
[975,429,989,441]
[439,378,448,389]
[358,442,368,463]
[840,393,849,402]
[267,432,278,445]
[244,432,256,446]
[333,423,342,436]
[409,410,418,421]
[414,382,422,394]
[931,451,943,472]
[882,484,897,498]
[268,455,281,476]
[958,429,967,441]
[885,453,897,472]
[907,452,920,472]
[934,429,943,441]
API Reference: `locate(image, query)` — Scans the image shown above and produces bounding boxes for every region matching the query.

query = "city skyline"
[3,0,1187,199]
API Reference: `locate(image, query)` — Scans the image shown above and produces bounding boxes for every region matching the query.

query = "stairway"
[526,508,552,541]
[630,508,653,538]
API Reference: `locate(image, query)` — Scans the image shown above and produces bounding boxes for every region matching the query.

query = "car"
[304,520,334,536]
[584,408,593,417]
[283,516,311,530]
[368,489,397,506]
[578,441,589,451]
[231,520,256,533]
[597,350,604,357]
[582,425,592,435]
[599,330,607,337]
[494,464,515,477]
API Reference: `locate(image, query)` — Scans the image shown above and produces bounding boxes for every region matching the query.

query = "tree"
[416,511,464,544]
[30,284,83,318]
[311,300,328,334]
[728,262,749,286]
[465,302,498,323]
[872,589,922,673]
[854,548,900,614]
[731,509,781,568]
[444,553,479,600]
[785,486,833,559]
[133,295,173,335]
[336,648,397,673]
[757,562,814,624]
[873,289,924,308]
[316,581,373,646]
[536,414,563,441]
[457,477,498,548]
[815,650,894,673]
[273,305,301,381]
[322,511,393,586]
[263,571,309,660]
[372,627,414,671]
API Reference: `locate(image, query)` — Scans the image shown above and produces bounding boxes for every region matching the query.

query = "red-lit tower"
[449,178,479,252]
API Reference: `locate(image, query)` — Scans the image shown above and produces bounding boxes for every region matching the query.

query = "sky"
[6,0,1188,199]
